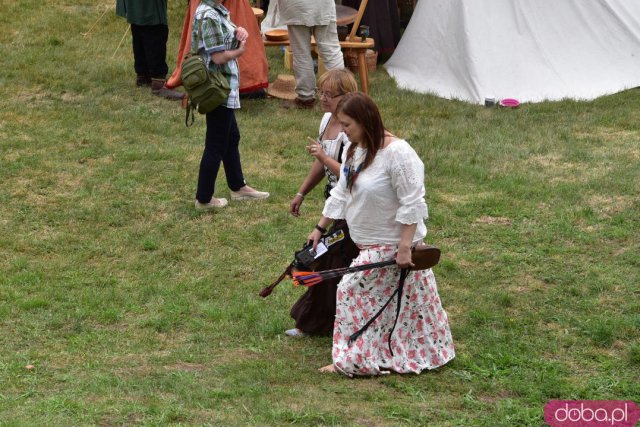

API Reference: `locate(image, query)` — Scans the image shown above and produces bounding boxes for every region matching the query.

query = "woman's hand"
[289,193,304,217]
[306,137,325,161]
[235,40,246,57]
[307,228,323,250]
[235,27,249,42]
[395,245,414,269]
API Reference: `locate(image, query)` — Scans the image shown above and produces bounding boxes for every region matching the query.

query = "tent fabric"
[166,0,268,93]
[385,0,640,104]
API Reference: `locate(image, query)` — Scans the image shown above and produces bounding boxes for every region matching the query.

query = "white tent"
[385,0,640,104]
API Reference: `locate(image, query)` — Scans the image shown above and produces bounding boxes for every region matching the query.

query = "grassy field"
[1,1,639,425]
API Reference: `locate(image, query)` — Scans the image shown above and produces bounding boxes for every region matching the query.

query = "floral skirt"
[332,244,455,376]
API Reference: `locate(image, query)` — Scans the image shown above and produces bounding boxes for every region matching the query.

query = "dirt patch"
[575,128,640,143]
[439,192,495,205]
[474,216,512,226]
[507,274,550,293]
[164,362,206,372]
[61,92,83,103]
[587,194,636,217]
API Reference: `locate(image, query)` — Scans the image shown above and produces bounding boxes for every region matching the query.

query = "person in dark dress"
[342,0,401,58]
[286,70,360,337]
[115,0,185,100]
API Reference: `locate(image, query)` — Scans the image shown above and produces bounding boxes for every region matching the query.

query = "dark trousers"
[196,106,246,203]
[130,24,169,78]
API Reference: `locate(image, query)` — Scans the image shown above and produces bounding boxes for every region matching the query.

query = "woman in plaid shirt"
[193,0,269,210]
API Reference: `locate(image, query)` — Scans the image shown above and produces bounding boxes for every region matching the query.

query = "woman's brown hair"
[336,92,385,171]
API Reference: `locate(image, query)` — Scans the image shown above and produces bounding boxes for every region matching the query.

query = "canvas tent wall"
[385,0,640,104]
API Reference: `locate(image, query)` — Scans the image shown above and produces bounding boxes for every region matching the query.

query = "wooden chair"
[341,0,374,93]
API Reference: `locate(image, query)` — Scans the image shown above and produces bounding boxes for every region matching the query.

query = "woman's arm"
[307,215,333,250]
[396,223,417,268]
[307,138,341,177]
[210,40,246,64]
[210,27,248,64]
[289,160,326,217]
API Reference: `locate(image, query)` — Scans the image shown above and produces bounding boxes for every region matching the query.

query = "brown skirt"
[289,219,359,336]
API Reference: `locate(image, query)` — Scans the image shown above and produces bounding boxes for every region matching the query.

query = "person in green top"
[116,0,184,100]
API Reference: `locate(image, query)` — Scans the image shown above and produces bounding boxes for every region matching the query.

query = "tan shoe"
[230,186,270,201]
[194,198,228,210]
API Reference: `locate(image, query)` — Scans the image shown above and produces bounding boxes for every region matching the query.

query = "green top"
[115,0,168,26]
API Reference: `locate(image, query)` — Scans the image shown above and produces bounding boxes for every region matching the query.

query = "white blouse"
[318,112,349,190]
[323,139,428,246]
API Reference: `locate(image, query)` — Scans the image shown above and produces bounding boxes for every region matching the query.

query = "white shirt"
[318,112,348,189]
[323,139,429,246]
[276,0,336,26]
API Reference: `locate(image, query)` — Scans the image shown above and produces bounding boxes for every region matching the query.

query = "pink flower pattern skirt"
[332,244,455,376]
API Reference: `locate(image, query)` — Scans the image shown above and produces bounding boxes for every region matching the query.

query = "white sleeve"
[389,142,429,225]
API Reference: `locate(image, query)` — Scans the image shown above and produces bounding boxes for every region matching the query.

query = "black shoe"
[151,78,185,101]
[136,75,152,87]
[281,97,316,110]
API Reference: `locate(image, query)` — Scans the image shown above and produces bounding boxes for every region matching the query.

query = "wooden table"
[264,37,375,94]
[336,4,358,26]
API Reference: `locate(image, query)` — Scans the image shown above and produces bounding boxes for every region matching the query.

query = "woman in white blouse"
[286,70,359,338]
[308,92,455,376]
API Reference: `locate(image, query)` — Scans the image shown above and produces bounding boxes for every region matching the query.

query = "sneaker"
[230,186,270,201]
[285,328,309,338]
[282,97,316,110]
[194,198,228,210]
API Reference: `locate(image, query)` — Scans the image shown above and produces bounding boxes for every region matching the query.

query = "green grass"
[1,0,639,425]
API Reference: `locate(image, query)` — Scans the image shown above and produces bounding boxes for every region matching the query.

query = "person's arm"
[210,40,246,63]
[289,160,325,217]
[307,215,333,250]
[389,142,428,268]
[208,26,248,64]
[396,223,417,268]
[307,138,341,177]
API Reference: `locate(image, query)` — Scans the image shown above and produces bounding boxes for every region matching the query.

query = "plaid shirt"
[193,0,240,109]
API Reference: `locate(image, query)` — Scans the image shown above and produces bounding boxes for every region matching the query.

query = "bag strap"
[348,268,409,357]
[185,99,195,127]
[184,11,206,128]
[191,11,206,56]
